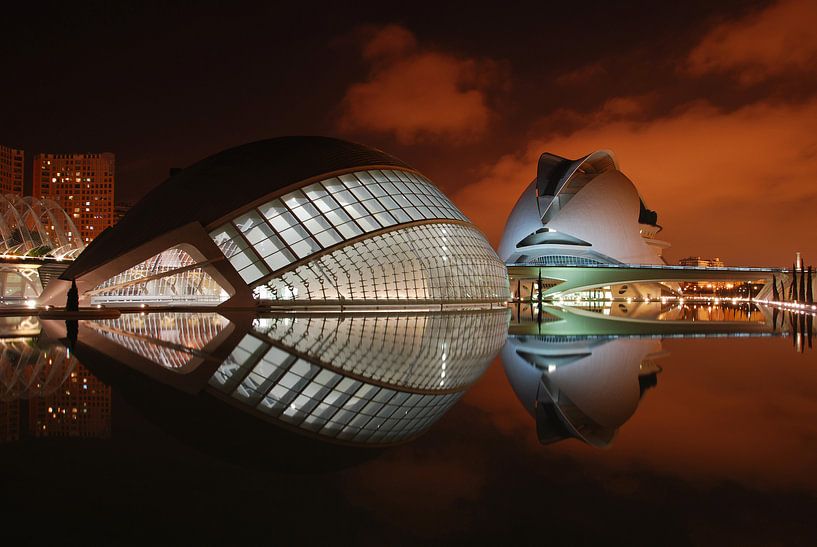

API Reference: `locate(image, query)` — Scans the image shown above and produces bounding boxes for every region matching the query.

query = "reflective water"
[2,304,815,545]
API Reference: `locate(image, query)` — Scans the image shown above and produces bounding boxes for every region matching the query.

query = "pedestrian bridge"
[508,263,784,299]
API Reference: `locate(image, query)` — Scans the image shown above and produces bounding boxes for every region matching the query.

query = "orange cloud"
[453,97,817,266]
[686,0,817,84]
[338,25,498,144]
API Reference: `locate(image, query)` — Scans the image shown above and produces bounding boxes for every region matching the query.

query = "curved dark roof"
[62,136,410,279]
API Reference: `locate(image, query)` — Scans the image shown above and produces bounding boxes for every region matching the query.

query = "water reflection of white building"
[502,335,665,447]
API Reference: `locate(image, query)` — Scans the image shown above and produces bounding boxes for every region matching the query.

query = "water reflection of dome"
[51,308,509,447]
[501,335,663,447]
[0,339,75,402]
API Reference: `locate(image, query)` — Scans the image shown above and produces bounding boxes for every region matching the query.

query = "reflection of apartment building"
[28,362,111,439]
[0,400,21,442]
[0,358,111,442]
[0,144,24,196]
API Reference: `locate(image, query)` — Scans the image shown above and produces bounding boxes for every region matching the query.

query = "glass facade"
[251,309,508,390]
[0,266,41,302]
[209,333,464,444]
[85,312,230,369]
[208,308,507,444]
[528,255,606,266]
[208,169,485,291]
[254,223,508,302]
[88,247,229,305]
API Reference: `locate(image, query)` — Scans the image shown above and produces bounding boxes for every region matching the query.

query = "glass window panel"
[344,202,368,219]
[290,359,315,377]
[334,190,356,206]
[321,177,345,193]
[370,170,388,183]
[270,211,298,232]
[356,216,381,232]
[379,182,399,196]
[291,238,321,258]
[391,209,412,223]
[304,216,332,235]
[233,211,264,234]
[361,199,384,214]
[238,334,265,354]
[253,234,285,257]
[264,250,295,271]
[314,195,340,213]
[283,191,309,208]
[280,224,310,245]
[262,346,291,366]
[258,199,287,220]
[367,183,387,198]
[407,194,425,207]
[302,183,327,200]
[374,211,396,227]
[393,181,411,194]
[338,173,359,187]
[393,194,411,208]
[315,229,343,248]
[291,202,320,222]
[354,171,376,184]
[324,208,351,226]
[228,250,252,271]
[377,196,398,210]
[244,222,276,245]
[405,207,424,221]
[351,186,374,201]
[238,261,268,283]
[337,222,363,239]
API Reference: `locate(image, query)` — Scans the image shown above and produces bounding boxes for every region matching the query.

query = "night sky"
[2,0,815,265]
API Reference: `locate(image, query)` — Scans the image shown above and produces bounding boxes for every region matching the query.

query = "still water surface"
[1,304,815,546]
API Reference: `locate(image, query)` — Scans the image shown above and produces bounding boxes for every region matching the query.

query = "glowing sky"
[2,0,815,265]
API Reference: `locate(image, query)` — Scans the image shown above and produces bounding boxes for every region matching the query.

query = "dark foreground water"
[1,304,815,546]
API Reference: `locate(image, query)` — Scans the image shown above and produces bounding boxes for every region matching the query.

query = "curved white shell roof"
[498,150,665,266]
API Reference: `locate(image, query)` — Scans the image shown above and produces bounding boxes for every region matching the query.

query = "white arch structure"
[0,194,85,259]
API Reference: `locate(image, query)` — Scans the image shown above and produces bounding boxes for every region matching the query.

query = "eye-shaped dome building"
[499,150,669,267]
[41,137,509,308]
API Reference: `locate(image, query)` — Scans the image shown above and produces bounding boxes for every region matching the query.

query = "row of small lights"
[755,299,817,314]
